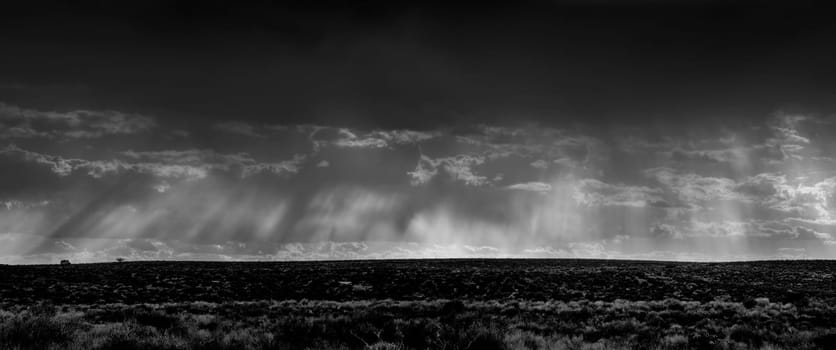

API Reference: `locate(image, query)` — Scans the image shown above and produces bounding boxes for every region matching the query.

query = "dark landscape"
[4,0,836,349]
[2,259,835,349]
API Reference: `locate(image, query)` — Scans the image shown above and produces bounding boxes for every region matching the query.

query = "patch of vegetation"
[1,260,834,305]
[1,260,834,349]
[0,298,834,349]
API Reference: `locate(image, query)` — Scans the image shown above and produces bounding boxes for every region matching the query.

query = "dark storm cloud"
[2,0,836,128]
[0,102,155,139]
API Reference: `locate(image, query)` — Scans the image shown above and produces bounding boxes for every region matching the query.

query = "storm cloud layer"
[2,1,836,262]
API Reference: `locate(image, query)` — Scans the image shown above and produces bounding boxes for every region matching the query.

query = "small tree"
[116,257,125,263]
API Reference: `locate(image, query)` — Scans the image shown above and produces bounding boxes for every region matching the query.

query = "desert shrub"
[544,335,587,350]
[597,318,642,337]
[219,328,278,350]
[190,314,219,331]
[270,315,366,347]
[270,317,318,344]
[367,341,403,350]
[728,324,764,348]
[687,328,719,349]
[0,314,80,348]
[91,333,160,350]
[86,306,133,323]
[461,325,507,350]
[132,310,183,332]
[78,323,183,350]
[660,334,688,349]
[503,330,546,350]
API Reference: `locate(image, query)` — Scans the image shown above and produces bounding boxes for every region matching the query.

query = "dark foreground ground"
[1,259,835,349]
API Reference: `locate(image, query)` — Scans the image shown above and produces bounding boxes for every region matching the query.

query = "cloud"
[614,114,827,171]
[2,200,50,210]
[241,155,306,177]
[153,182,171,193]
[645,167,739,203]
[454,125,602,166]
[733,173,836,223]
[3,145,305,180]
[734,173,783,198]
[377,130,438,145]
[530,159,548,169]
[408,154,488,186]
[332,129,388,148]
[275,125,440,152]
[331,128,438,149]
[767,114,810,145]
[772,178,836,222]
[0,144,80,176]
[121,149,252,165]
[669,147,748,165]
[1,145,209,179]
[573,179,663,207]
[408,155,439,185]
[0,102,155,139]
[507,182,551,194]
[640,166,836,226]
[650,223,682,239]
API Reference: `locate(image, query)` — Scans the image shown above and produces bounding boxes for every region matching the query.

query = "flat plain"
[1,259,835,349]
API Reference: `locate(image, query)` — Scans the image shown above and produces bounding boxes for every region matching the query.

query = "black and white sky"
[2,0,836,263]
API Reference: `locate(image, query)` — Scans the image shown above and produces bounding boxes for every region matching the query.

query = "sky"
[2,0,836,263]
